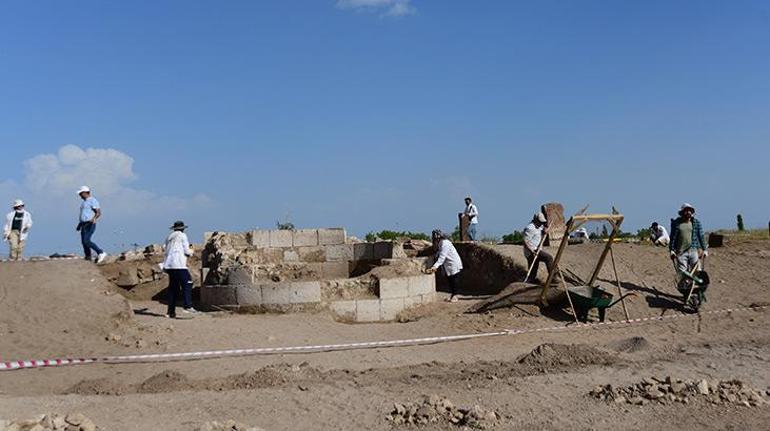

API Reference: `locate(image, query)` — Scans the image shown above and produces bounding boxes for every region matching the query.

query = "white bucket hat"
[12,199,24,208]
[77,186,91,195]
[680,203,695,213]
[535,212,547,223]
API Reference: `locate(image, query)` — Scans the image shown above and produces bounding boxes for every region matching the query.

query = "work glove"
[702,249,709,258]
[669,251,677,260]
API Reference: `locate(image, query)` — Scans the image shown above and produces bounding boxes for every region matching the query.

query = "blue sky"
[1,0,769,254]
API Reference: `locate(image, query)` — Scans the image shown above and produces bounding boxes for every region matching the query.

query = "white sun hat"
[12,199,24,208]
[77,186,91,195]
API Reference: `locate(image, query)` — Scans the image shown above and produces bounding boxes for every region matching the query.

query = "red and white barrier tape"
[1,305,765,372]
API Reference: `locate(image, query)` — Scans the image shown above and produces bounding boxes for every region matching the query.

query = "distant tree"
[636,228,652,241]
[450,225,462,242]
[601,224,609,238]
[502,230,524,243]
[276,220,295,230]
[364,230,430,242]
[737,214,745,231]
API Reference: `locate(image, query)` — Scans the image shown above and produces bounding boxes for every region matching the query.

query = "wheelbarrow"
[567,285,636,323]
[675,258,710,313]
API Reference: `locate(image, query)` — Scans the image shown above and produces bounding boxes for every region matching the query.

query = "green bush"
[502,231,524,243]
[365,230,430,242]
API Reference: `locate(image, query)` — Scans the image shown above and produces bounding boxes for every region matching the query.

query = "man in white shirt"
[523,212,553,283]
[463,197,479,241]
[649,222,670,247]
[425,229,464,302]
[3,199,33,261]
[76,186,107,264]
[162,220,197,318]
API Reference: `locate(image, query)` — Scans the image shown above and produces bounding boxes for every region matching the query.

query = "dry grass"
[714,228,770,242]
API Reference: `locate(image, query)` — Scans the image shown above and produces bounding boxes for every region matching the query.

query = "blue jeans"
[166,269,193,316]
[79,222,103,259]
[468,224,478,241]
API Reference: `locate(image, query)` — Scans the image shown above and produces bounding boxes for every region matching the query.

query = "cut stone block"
[290,281,322,304]
[403,295,422,309]
[269,230,293,248]
[201,285,237,306]
[293,229,319,247]
[408,275,435,296]
[330,300,356,320]
[283,249,300,262]
[378,277,409,299]
[326,244,354,262]
[373,242,394,259]
[236,284,262,305]
[297,246,326,263]
[321,261,350,279]
[353,243,374,261]
[420,292,437,304]
[318,228,346,246]
[355,299,381,322]
[380,297,405,321]
[260,283,292,304]
[227,267,253,285]
[248,230,270,248]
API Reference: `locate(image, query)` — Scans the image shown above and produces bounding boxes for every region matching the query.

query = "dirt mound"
[387,394,499,428]
[517,343,615,369]
[66,377,125,396]
[0,260,134,359]
[222,364,311,390]
[607,336,651,353]
[589,376,769,407]
[138,370,194,393]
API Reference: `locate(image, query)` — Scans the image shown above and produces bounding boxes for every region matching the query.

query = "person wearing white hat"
[162,220,197,318]
[76,186,107,264]
[3,199,33,261]
[669,203,708,292]
[523,212,553,283]
[463,197,479,241]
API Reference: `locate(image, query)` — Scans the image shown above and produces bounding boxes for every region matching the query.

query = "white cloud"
[19,144,212,215]
[336,0,416,17]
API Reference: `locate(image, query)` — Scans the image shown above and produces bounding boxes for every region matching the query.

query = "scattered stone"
[387,395,499,428]
[0,413,100,431]
[589,377,768,407]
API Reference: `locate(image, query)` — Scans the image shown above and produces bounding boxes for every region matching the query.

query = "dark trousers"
[79,222,103,259]
[526,250,554,283]
[448,271,461,296]
[166,269,193,316]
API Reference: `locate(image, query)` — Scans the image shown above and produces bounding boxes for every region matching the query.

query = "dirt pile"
[0,413,99,431]
[589,376,770,407]
[387,395,499,428]
[195,420,264,431]
[517,343,615,370]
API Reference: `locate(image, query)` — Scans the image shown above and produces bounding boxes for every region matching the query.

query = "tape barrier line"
[1,305,765,372]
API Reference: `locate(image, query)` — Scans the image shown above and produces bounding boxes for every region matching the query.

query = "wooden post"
[540,217,574,306]
[609,247,630,321]
[587,216,624,286]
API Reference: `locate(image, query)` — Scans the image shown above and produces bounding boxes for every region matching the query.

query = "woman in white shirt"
[163,220,196,318]
[425,229,464,302]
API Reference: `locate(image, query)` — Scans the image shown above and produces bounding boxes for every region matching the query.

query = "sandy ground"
[0,240,768,430]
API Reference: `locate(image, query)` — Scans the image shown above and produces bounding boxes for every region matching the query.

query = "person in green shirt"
[669,203,708,293]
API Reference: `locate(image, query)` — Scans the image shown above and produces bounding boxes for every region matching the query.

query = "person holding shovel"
[523,212,553,283]
[669,203,708,293]
[424,229,463,302]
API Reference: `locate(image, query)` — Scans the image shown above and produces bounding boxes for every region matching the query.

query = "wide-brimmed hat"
[170,220,188,230]
[77,186,91,195]
[534,212,547,223]
[12,199,24,208]
[679,203,696,214]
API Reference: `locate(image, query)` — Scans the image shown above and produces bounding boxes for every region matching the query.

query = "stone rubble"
[589,376,769,407]
[386,395,499,428]
[0,413,98,431]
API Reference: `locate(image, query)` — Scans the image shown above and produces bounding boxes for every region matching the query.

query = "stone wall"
[200,228,437,322]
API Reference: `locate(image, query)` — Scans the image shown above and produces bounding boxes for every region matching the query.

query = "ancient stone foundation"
[200,228,436,322]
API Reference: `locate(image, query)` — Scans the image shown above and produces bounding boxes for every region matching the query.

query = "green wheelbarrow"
[567,285,636,323]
